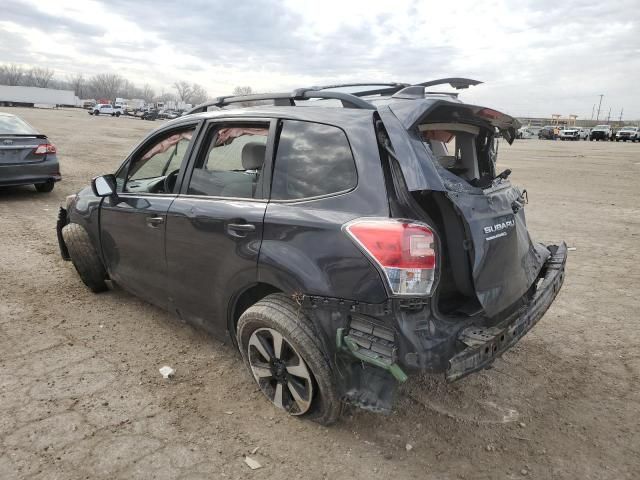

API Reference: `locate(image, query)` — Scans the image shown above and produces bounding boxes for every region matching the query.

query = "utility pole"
[596,94,603,121]
[591,104,595,120]
[606,107,611,123]
[619,108,623,124]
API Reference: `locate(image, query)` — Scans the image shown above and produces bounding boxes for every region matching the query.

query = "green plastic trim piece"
[336,328,408,383]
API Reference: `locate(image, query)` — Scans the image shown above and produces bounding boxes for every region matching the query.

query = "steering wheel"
[163,169,180,193]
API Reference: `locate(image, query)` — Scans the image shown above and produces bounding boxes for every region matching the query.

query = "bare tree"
[141,84,155,102]
[28,67,55,88]
[118,79,137,99]
[190,84,208,105]
[156,92,176,103]
[232,86,253,96]
[90,73,124,101]
[232,86,256,106]
[67,73,85,98]
[1,64,25,86]
[174,81,193,103]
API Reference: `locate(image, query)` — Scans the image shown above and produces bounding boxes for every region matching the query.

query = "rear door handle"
[146,216,164,228]
[227,223,255,238]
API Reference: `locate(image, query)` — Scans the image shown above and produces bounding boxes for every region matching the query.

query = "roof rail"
[322,78,481,98]
[186,89,376,115]
[306,82,409,91]
[185,78,482,115]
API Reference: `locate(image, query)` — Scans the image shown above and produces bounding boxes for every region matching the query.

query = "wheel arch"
[227,282,283,346]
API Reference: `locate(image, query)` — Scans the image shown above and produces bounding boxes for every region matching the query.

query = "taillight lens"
[33,143,56,155]
[344,219,437,296]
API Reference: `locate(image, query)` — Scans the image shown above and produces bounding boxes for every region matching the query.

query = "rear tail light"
[344,219,437,296]
[33,143,56,155]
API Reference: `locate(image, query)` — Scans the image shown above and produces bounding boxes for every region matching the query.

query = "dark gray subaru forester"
[57,78,567,424]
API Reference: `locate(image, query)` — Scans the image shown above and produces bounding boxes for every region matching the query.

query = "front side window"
[187,124,269,198]
[120,127,195,194]
[271,120,357,200]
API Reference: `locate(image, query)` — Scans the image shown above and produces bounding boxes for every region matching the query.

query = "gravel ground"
[1,107,639,479]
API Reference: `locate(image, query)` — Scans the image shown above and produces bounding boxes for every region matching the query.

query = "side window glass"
[271,120,357,200]
[123,127,195,194]
[187,125,268,198]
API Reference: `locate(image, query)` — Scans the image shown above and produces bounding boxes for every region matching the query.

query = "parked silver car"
[0,112,61,192]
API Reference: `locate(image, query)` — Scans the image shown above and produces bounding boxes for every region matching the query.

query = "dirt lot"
[1,107,638,479]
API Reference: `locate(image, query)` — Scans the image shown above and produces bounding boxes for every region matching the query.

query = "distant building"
[0,85,79,107]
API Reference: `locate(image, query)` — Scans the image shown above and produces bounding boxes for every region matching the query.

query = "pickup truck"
[615,126,639,142]
[559,127,588,141]
[589,125,613,141]
[89,104,123,117]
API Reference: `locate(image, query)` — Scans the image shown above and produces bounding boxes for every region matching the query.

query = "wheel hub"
[271,359,287,381]
[246,327,314,415]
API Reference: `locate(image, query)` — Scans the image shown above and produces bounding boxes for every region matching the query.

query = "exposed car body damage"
[57,80,566,421]
[296,239,565,413]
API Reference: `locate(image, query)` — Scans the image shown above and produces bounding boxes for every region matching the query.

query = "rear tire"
[62,223,108,293]
[35,181,54,193]
[236,294,341,425]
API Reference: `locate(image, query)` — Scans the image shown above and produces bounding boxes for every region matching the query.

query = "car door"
[100,122,201,308]
[165,118,274,335]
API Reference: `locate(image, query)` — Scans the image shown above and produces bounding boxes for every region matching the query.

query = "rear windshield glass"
[0,115,38,135]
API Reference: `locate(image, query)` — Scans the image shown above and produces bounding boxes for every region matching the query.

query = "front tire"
[237,294,341,425]
[35,181,54,193]
[62,223,108,293]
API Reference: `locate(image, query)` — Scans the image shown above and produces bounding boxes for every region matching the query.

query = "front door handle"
[146,216,164,228]
[227,223,255,238]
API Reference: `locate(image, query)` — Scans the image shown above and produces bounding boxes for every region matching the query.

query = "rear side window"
[271,120,357,200]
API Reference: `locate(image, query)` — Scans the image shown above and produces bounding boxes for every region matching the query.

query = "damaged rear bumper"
[446,242,567,381]
[302,243,566,412]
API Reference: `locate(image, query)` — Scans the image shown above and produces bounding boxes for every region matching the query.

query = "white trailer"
[0,85,80,107]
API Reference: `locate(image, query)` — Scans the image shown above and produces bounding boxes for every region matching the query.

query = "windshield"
[594,125,609,129]
[0,114,38,135]
[621,127,636,131]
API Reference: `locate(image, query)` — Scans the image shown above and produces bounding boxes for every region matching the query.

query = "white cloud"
[1,0,639,118]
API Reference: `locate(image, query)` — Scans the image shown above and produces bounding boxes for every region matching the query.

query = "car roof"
[173,102,377,127]
[176,78,519,137]
[178,94,467,127]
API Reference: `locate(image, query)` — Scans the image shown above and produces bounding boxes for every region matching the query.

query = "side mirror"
[91,174,117,197]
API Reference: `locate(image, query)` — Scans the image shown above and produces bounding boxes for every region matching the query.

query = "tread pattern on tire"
[62,223,108,293]
[237,293,342,425]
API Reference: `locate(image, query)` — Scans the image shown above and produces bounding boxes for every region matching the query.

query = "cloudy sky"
[2,0,639,119]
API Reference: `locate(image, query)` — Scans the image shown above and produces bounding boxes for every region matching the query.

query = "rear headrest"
[241,141,266,170]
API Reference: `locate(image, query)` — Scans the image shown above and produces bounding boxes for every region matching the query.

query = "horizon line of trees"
[0,63,216,106]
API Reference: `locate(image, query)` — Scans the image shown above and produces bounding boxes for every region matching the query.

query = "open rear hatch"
[381,98,550,317]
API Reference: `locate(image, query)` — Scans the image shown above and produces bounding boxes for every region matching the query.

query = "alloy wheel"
[247,327,314,415]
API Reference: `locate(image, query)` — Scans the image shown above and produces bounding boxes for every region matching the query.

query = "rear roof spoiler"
[416,78,482,89]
